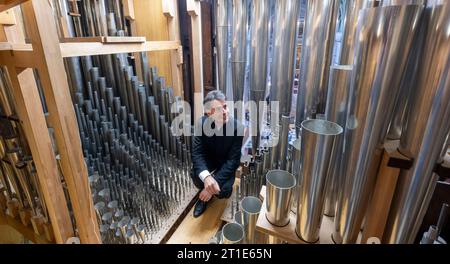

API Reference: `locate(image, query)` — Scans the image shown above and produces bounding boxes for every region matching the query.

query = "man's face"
[206,99,229,125]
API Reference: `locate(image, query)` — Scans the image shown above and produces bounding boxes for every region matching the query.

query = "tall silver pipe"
[269,126,280,169]
[249,0,270,93]
[216,0,230,93]
[338,0,374,65]
[386,63,450,244]
[222,222,244,244]
[265,170,296,227]
[383,0,427,140]
[231,0,248,103]
[323,65,352,217]
[290,139,301,213]
[249,0,271,154]
[399,3,448,158]
[241,196,262,244]
[278,115,290,170]
[296,119,342,243]
[384,2,450,244]
[295,0,339,132]
[334,5,423,244]
[270,0,301,118]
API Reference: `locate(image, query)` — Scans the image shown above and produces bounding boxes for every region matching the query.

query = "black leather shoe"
[193,200,207,218]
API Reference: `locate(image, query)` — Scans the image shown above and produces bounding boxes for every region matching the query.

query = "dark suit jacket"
[191,116,244,192]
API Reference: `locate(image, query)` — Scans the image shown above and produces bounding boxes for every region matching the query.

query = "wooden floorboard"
[166,196,229,244]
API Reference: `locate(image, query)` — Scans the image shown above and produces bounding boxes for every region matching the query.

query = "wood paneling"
[133,0,173,87]
[201,0,214,92]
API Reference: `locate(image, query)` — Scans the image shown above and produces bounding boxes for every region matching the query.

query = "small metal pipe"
[265,170,296,227]
[241,196,262,244]
[296,119,342,243]
[323,65,352,217]
[278,116,290,170]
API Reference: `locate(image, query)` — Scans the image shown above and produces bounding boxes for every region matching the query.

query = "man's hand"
[204,176,220,195]
[199,189,213,202]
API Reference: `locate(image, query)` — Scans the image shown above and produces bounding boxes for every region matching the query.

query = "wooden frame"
[60,40,180,57]
[187,0,204,122]
[163,0,184,98]
[0,0,190,244]
[0,4,74,243]
[0,0,27,13]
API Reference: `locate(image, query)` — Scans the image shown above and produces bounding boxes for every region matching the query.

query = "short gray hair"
[203,90,226,111]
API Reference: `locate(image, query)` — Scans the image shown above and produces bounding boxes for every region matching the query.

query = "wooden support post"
[5,67,74,243]
[122,0,135,20]
[361,141,410,243]
[2,5,24,43]
[0,9,16,25]
[0,5,73,243]
[163,0,184,98]
[21,0,100,243]
[0,0,28,13]
[187,0,203,122]
[123,0,144,82]
[0,209,50,243]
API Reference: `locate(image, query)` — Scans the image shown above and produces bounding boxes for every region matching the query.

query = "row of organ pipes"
[216,0,450,244]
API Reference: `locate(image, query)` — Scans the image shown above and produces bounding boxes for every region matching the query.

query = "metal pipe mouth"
[266,170,296,189]
[222,223,244,243]
[94,201,105,211]
[99,224,109,234]
[241,196,262,215]
[301,119,343,136]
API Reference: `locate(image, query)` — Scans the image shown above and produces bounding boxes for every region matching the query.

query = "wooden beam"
[0,42,32,52]
[103,36,146,43]
[187,0,204,121]
[0,50,36,70]
[125,0,143,82]
[0,0,28,13]
[0,210,50,244]
[60,40,180,58]
[165,0,184,98]
[3,6,24,43]
[187,0,200,16]
[61,36,146,44]
[0,9,16,25]
[0,41,11,49]
[0,4,73,244]
[5,67,74,244]
[162,0,175,18]
[60,36,104,43]
[122,0,135,20]
[22,0,100,244]
[361,142,404,243]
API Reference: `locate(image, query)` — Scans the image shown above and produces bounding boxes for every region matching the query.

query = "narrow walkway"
[166,196,228,244]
